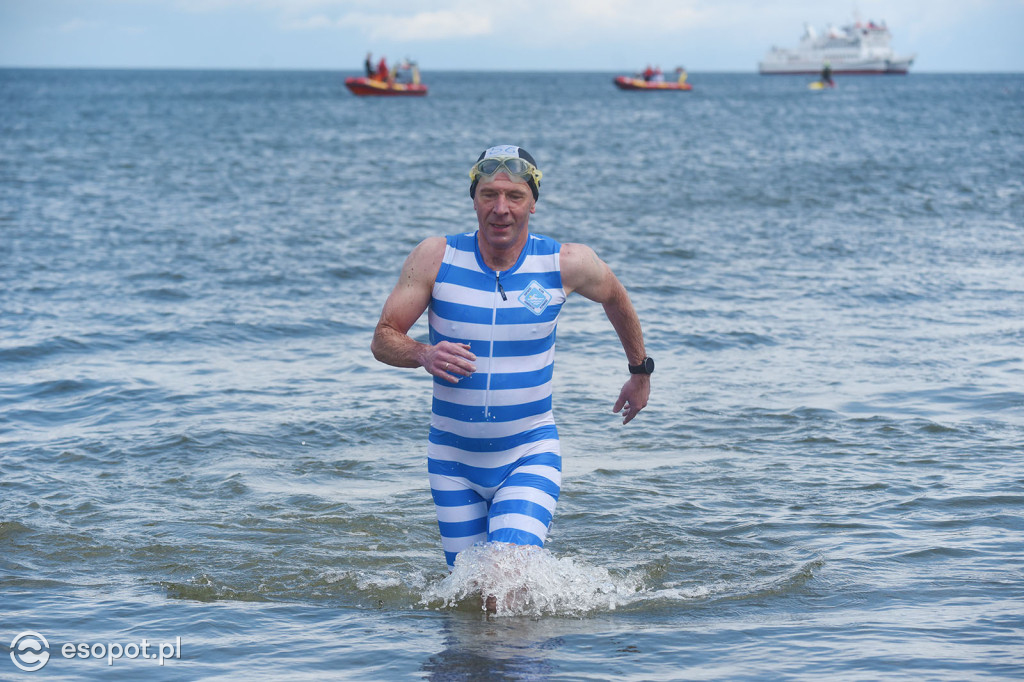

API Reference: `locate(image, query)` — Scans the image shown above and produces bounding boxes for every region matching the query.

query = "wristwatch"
[628,357,655,375]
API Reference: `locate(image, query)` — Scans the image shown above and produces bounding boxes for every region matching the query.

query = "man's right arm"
[371,237,477,382]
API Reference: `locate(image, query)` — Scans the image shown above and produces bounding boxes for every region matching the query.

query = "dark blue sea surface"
[2,69,1023,679]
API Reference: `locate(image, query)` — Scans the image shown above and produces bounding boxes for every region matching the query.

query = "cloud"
[55,17,146,36]
[287,9,492,41]
[351,10,491,40]
[546,0,705,30]
[171,0,492,41]
[279,1,707,44]
[172,0,436,13]
[522,0,710,42]
[172,0,903,46]
[284,14,337,30]
[58,18,104,33]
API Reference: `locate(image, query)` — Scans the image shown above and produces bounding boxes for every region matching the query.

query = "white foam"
[419,543,646,617]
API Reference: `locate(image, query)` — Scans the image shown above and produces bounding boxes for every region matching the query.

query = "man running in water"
[371,145,653,597]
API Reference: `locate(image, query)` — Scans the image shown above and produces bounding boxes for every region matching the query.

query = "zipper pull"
[496,274,507,301]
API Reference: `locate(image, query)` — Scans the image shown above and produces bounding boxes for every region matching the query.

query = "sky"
[1,0,1022,73]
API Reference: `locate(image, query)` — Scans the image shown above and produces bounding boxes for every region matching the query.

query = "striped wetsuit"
[427,231,566,568]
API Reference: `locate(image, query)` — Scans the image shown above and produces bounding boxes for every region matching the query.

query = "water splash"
[419,543,646,617]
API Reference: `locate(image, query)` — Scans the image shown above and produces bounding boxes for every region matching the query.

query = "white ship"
[759,20,914,75]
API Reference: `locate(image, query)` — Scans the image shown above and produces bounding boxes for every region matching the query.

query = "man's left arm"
[561,243,651,424]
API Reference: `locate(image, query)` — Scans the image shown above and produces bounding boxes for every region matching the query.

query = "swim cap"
[469,145,541,201]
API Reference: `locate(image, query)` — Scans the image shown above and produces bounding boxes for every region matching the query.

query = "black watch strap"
[628,357,655,375]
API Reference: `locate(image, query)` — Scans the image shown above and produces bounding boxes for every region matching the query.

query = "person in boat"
[364,52,374,78]
[821,60,834,86]
[642,65,655,81]
[371,145,653,611]
[376,55,389,83]
[675,67,688,85]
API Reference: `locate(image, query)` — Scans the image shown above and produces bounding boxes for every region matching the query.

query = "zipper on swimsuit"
[484,272,505,420]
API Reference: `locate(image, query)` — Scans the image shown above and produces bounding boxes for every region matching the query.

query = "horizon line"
[2,65,1022,75]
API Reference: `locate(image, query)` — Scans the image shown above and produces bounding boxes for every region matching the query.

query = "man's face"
[473,173,536,255]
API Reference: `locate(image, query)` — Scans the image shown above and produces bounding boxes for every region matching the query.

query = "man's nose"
[492,193,510,213]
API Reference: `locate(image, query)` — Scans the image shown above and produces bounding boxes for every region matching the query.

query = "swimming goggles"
[469,156,543,186]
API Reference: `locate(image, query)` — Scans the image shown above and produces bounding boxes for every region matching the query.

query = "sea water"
[1,69,1023,679]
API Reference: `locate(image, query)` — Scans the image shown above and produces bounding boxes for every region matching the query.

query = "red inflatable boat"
[344,77,428,97]
[613,76,692,91]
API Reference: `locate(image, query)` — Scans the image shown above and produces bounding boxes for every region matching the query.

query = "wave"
[415,544,818,618]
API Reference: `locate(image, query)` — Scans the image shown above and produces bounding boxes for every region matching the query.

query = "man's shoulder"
[557,241,593,259]
[405,236,448,276]
[413,235,449,255]
[558,242,601,279]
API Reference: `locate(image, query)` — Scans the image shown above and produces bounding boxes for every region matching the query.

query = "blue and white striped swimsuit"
[427,231,566,568]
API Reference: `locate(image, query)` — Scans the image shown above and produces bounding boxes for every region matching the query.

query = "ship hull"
[759,58,913,75]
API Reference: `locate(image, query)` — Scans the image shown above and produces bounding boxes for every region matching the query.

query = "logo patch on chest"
[518,280,553,315]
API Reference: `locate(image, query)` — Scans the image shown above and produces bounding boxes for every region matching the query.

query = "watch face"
[644,357,655,373]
